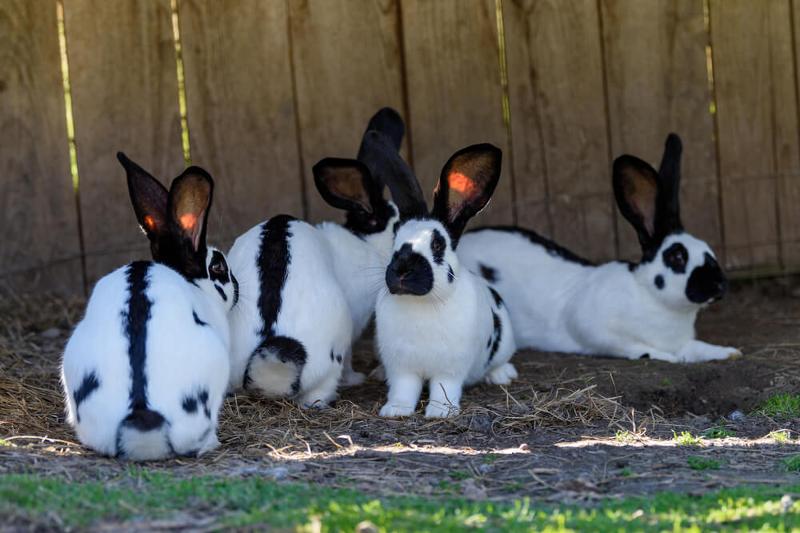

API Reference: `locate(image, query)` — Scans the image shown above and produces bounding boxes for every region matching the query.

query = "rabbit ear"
[357,107,405,161]
[168,167,213,254]
[613,155,660,251]
[656,133,683,235]
[431,143,502,246]
[362,130,427,219]
[119,152,169,242]
[313,158,376,213]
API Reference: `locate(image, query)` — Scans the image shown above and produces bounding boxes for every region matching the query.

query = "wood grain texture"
[602,0,721,262]
[290,0,406,223]
[710,0,798,270]
[180,0,303,249]
[65,0,183,286]
[0,0,82,294]
[783,0,800,268]
[402,0,513,226]
[503,0,614,261]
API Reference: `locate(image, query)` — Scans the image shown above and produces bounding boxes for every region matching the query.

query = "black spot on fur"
[182,397,198,414]
[198,389,211,418]
[256,216,294,338]
[193,310,208,326]
[243,335,308,395]
[392,221,401,235]
[662,242,688,274]
[386,243,434,295]
[639,353,650,359]
[431,229,446,264]
[686,253,727,304]
[479,263,497,283]
[447,265,455,283]
[215,285,227,301]
[488,287,503,307]
[488,311,502,362]
[124,262,152,414]
[471,226,595,266]
[654,275,664,290]
[73,371,100,422]
[121,408,165,432]
[330,350,335,361]
[336,354,343,363]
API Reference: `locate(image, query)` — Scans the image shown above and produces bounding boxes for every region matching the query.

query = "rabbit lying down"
[458,134,741,364]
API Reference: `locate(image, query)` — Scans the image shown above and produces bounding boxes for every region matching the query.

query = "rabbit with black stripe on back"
[458,134,741,364]
[61,154,237,461]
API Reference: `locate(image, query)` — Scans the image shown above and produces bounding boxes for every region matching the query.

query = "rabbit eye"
[662,243,688,274]
[210,261,227,276]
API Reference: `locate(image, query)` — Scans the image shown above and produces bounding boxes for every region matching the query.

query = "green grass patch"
[687,456,722,471]
[673,431,704,446]
[769,430,792,444]
[784,455,800,472]
[703,426,735,439]
[758,393,800,418]
[1,473,800,531]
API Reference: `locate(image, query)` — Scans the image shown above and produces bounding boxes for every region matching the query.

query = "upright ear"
[357,107,405,161]
[613,155,660,251]
[313,158,375,213]
[362,130,427,219]
[119,152,168,242]
[431,143,502,245]
[167,167,213,253]
[656,133,683,234]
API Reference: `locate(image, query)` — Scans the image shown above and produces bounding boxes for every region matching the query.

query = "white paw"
[379,403,415,417]
[301,398,331,409]
[340,370,366,388]
[485,363,518,385]
[680,345,742,363]
[424,401,460,418]
[369,365,386,382]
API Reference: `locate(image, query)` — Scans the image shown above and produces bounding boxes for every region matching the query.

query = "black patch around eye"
[662,243,688,274]
[209,250,230,284]
[73,371,100,422]
[479,263,497,283]
[182,396,198,414]
[447,265,455,283]
[193,310,208,326]
[489,287,504,307]
[654,275,664,290]
[336,354,343,363]
[198,389,211,418]
[431,229,446,264]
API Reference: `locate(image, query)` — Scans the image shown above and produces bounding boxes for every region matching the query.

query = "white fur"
[227,218,352,407]
[458,230,740,363]
[376,220,517,418]
[62,250,233,461]
[316,203,399,385]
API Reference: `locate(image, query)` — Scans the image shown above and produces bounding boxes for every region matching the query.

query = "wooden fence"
[3,0,800,295]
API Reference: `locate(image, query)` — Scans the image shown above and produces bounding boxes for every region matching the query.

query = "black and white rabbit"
[374,140,517,418]
[61,154,238,460]
[227,195,353,406]
[312,108,403,386]
[458,134,740,363]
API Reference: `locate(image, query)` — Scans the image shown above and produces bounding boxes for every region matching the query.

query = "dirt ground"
[1,279,799,504]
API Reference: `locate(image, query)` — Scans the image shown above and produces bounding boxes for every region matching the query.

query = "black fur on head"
[313,107,406,236]
[119,152,213,280]
[613,133,683,261]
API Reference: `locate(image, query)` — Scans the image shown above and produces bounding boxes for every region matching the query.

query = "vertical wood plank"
[783,0,800,269]
[503,0,615,261]
[602,0,721,261]
[290,0,406,223]
[180,0,304,248]
[710,0,798,270]
[0,0,82,294]
[65,0,183,286]
[402,0,513,226]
